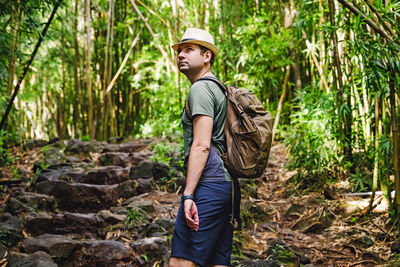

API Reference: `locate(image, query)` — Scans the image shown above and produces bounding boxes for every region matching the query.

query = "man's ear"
[203,50,212,64]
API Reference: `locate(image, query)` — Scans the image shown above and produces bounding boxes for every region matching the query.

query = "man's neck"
[187,69,213,84]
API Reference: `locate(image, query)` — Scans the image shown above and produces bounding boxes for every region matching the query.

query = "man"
[169,28,233,267]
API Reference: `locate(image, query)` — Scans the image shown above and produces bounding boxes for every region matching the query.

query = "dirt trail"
[240,143,392,266]
[0,141,395,266]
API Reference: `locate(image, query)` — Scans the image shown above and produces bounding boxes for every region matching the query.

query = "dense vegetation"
[1,0,400,225]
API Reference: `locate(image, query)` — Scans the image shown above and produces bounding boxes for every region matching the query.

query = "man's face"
[176,43,206,75]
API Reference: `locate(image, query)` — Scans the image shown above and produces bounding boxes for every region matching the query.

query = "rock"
[362,251,382,263]
[291,211,332,234]
[98,152,130,166]
[231,258,280,267]
[130,161,154,179]
[23,140,48,150]
[79,166,130,185]
[102,142,148,153]
[125,198,155,213]
[391,239,400,253]
[118,143,148,153]
[352,235,374,249]
[240,200,270,228]
[35,166,74,183]
[8,251,57,267]
[114,180,138,199]
[107,136,124,144]
[35,180,116,212]
[323,186,338,200]
[144,218,175,236]
[302,221,330,234]
[98,152,148,168]
[15,192,56,211]
[153,162,170,180]
[6,197,35,214]
[64,170,85,182]
[22,212,54,236]
[284,203,306,220]
[65,156,82,163]
[21,234,82,258]
[54,212,101,235]
[136,178,152,194]
[130,236,168,260]
[97,210,126,224]
[0,213,23,247]
[83,240,131,264]
[33,147,65,172]
[65,139,105,154]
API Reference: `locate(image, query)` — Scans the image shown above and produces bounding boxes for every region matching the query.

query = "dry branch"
[130,0,177,73]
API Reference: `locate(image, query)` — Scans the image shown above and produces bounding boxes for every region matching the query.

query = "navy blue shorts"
[170,181,233,266]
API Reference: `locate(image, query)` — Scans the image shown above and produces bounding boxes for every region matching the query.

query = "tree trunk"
[73,0,81,138]
[272,65,290,142]
[86,0,94,138]
[0,0,62,133]
[329,0,349,160]
[7,5,24,96]
[368,94,380,214]
[389,74,400,219]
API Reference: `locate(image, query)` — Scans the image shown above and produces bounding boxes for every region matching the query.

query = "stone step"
[78,166,130,185]
[33,179,151,213]
[22,211,102,237]
[98,152,149,168]
[20,234,134,266]
[34,180,117,212]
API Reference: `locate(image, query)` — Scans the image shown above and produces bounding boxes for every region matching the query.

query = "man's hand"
[184,199,199,231]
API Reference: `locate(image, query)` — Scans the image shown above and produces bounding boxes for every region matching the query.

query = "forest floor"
[0,140,397,266]
[241,143,395,266]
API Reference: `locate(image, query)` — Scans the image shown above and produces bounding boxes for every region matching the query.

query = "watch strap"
[182,194,195,201]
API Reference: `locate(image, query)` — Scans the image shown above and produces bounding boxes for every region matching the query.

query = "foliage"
[124,208,149,229]
[232,12,293,104]
[267,243,297,265]
[1,0,400,224]
[150,142,172,165]
[284,86,343,182]
[0,130,15,166]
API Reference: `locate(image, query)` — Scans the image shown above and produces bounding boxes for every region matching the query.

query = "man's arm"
[183,114,213,231]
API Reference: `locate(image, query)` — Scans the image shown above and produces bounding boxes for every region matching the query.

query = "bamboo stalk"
[302,30,329,91]
[130,0,177,73]
[389,73,400,218]
[337,0,398,44]
[0,0,62,133]
[368,94,380,214]
[272,65,290,142]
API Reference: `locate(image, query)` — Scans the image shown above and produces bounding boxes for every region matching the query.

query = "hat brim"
[172,40,219,57]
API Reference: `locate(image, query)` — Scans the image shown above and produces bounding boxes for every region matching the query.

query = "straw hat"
[172,28,219,57]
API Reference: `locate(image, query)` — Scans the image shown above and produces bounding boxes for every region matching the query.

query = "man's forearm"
[183,144,210,196]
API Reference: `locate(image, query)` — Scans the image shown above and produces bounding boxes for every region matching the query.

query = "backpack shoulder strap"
[197,76,227,95]
[185,76,227,119]
[185,97,192,119]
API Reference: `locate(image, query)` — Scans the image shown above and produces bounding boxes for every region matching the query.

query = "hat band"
[180,38,198,42]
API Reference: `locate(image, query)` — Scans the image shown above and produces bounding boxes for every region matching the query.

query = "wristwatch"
[182,194,195,201]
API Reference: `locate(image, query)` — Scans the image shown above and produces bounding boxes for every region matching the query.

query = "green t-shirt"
[181,77,231,182]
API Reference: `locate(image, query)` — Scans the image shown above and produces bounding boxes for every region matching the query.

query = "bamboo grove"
[1,0,400,222]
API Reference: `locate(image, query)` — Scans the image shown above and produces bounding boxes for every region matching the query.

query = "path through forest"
[0,140,395,266]
[241,143,393,266]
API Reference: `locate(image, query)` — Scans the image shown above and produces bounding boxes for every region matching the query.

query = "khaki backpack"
[185,77,273,179]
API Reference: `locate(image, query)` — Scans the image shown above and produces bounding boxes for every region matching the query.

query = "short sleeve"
[188,81,215,118]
